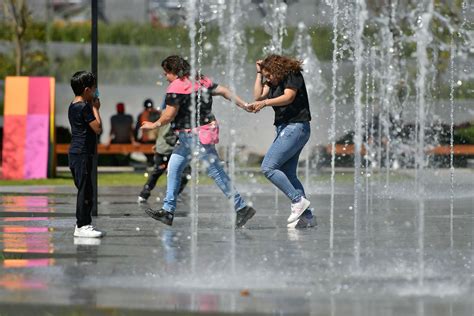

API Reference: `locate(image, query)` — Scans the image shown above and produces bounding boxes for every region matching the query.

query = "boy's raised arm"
[89,98,102,135]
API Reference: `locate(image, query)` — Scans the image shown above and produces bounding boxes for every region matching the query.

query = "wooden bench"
[55,144,155,154]
[325,144,474,156]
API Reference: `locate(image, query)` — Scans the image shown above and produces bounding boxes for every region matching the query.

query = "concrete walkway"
[0,172,473,315]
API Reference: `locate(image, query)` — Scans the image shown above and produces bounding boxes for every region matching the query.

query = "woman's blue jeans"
[261,122,311,203]
[163,132,246,213]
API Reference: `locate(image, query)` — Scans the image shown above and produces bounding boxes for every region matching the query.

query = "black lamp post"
[91,0,98,216]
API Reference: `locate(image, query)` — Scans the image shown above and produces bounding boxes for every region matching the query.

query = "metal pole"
[91,0,98,216]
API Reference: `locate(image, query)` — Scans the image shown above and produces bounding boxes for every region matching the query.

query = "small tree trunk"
[13,34,23,75]
[4,0,27,75]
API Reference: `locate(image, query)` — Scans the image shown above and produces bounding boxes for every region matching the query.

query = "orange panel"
[4,77,29,116]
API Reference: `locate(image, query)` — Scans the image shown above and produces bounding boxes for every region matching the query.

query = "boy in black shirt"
[68,71,105,238]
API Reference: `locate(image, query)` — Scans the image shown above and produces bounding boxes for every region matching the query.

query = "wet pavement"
[0,169,473,315]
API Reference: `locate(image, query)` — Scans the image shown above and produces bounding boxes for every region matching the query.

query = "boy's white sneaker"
[74,225,105,238]
[137,196,147,204]
[287,197,310,223]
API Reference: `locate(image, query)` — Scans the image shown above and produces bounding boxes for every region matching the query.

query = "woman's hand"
[140,121,156,130]
[242,103,254,113]
[249,100,267,113]
[256,60,263,73]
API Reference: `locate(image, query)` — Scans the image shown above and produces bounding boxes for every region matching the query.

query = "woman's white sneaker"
[287,208,316,228]
[74,225,105,238]
[287,197,310,223]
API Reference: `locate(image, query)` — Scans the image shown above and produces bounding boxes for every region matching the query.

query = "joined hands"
[243,101,267,113]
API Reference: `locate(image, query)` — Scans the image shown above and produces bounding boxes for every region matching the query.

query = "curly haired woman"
[249,54,314,228]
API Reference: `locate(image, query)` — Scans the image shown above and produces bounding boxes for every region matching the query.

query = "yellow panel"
[4,77,29,116]
[49,78,55,142]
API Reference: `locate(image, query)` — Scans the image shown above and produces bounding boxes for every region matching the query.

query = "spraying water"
[352,0,368,270]
[449,33,455,249]
[263,0,288,55]
[329,0,339,255]
[186,0,200,275]
[293,22,327,191]
[414,0,434,193]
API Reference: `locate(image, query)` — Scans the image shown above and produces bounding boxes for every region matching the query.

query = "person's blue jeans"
[261,122,311,203]
[163,132,247,213]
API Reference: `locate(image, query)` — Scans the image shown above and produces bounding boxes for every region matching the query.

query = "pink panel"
[24,115,49,179]
[28,77,50,114]
[2,116,26,179]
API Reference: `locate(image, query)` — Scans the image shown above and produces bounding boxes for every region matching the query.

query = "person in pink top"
[141,55,256,228]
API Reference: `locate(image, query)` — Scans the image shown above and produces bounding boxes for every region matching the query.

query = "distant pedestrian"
[135,99,161,165]
[106,102,136,145]
[137,104,191,203]
[105,102,137,165]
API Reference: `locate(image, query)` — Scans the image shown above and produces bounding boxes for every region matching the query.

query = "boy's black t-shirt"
[268,71,311,126]
[68,101,97,154]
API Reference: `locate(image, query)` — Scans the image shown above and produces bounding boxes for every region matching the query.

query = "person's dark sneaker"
[235,206,256,228]
[137,196,148,204]
[145,208,174,226]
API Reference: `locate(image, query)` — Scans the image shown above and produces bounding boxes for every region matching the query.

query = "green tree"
[2,0,29,75]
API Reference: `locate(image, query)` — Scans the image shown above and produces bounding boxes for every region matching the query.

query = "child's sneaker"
[145,208,174,226]
[137,196,148,204]
[287,197,310,223]
[287,208,317,229]
[74,225,105,238]
[235,206,256,228]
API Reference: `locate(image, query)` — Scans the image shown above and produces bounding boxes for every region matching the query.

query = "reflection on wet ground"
[0,170,473,315]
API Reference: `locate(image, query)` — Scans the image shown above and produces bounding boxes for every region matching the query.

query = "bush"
[455,125,474,144]
[0,21,46,42]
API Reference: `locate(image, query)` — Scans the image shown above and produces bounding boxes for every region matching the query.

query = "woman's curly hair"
[260,54,303,83]
[161,55,191,78]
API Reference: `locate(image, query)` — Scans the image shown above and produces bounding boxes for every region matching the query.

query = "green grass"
[0,172,153,186]
[0,171,220,187]
[0,170,413,187]
[0,173,73,186]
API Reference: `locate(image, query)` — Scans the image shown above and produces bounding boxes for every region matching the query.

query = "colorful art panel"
[2,76,54,179]
[25,115,50,179]
[48,78,56,178]
[2,115,27,179]
[28,77,51,114]
[3,77,28,116]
